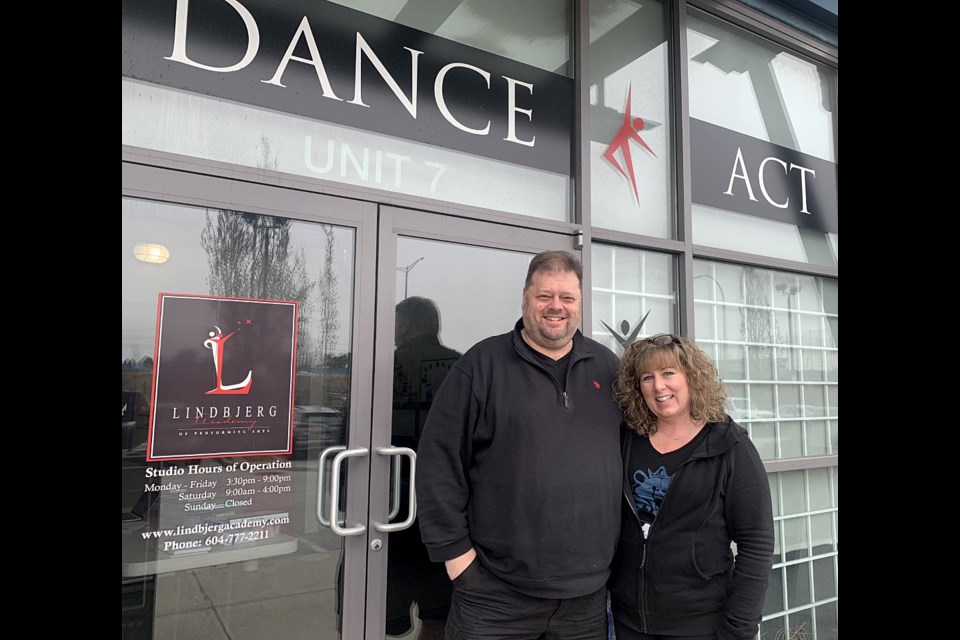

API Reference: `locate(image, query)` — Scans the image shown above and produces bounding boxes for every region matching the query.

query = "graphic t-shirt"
[628,427,709,536]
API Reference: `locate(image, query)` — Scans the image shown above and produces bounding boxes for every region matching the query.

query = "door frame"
[122,161,379,638]
[363,205,577,637]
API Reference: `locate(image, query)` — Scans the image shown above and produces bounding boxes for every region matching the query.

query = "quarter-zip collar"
[512,319,594,409]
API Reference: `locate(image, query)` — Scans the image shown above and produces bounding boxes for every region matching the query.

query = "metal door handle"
[315,445,346,526]
[387,451,402,521]
[373,446,417,533]
[329,447,369,536]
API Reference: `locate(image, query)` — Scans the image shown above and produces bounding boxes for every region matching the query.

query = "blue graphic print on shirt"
[632,466,671,518]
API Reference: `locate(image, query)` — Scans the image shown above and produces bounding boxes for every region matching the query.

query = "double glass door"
[121,164,571,639]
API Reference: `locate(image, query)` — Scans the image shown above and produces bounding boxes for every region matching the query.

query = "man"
[416,251,623,640]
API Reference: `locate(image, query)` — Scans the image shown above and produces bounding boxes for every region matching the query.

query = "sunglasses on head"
[641,334,681,346]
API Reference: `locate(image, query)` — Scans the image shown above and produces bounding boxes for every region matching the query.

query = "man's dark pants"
[444,559,607,640]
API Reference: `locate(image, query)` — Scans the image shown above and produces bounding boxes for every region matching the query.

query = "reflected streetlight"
[694,274,727,342]
[775,283,800,375]
[397,257,425,300]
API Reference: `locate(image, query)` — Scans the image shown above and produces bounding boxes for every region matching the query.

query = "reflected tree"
[199,139,346,372]
[317,226,340,367]
[199,137,320,366]
[199,138,314,299]
[200,212,315,366]
[200,213,310,299]
[743,267,781,346]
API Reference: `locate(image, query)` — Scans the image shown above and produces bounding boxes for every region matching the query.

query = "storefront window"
[764,468,839,640]
[694,258,837,640]
[589,0,673,238]
[338,0,572,76]
[687,11,838,267]
[123,79,570,221]
[122,197,357,638]
[591,244,676,355]
[122,0,575,222]
[693,260,838,460]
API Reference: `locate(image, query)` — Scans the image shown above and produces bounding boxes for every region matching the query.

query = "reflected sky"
[122,199,356,362]
[396,237,533,353]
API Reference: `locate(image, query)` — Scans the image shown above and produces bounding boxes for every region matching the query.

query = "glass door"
[122,165,578,640]
[368,207,575,639]
[122,163,377,640]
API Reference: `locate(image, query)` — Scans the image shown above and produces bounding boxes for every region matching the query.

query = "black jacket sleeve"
[414,365,480,562]
[719,434,776,640]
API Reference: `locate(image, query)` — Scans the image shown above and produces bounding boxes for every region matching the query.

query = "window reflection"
[693,260,837,459]
[388,296,462,636]
[591,244,677,355]
[385,238,534,637]
[589,0,673,237]
[686,11,838,266]
[687,13,836,161]
[122,198,356,639]
[334,0,573,75]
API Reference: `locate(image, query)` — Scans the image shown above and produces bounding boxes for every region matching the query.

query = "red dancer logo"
[203,324,253,395]
[602,83,657,203]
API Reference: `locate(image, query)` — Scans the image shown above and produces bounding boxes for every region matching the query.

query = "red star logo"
[602,82,657,204]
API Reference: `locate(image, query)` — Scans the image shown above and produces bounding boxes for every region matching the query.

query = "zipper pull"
[563,392,572,408]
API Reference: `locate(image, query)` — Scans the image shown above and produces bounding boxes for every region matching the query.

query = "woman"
[610,334,774,640]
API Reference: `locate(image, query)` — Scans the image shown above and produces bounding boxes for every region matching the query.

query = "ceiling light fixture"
[133,242,170,264]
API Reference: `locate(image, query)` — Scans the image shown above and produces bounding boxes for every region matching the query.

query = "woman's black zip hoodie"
[610,418,774,640]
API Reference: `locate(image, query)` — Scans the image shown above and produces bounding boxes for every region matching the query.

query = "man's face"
[521,269,581,352]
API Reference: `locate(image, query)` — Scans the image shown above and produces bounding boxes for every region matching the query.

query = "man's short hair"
[524,251,583,289]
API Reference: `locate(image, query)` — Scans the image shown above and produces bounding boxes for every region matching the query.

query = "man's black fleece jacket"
[416,320,623,599]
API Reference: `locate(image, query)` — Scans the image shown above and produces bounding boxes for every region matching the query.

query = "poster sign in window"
[147,293,298,461]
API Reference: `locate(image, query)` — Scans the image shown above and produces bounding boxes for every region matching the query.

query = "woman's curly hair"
[614,334,728,436]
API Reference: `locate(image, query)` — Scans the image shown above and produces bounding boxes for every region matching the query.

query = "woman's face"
[638,358,692,423]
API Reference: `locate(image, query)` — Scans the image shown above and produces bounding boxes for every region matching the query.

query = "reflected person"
[610,334,774,640]
[388,296,462,639]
